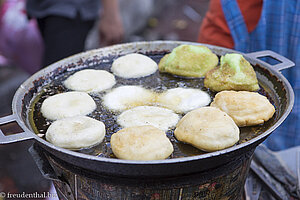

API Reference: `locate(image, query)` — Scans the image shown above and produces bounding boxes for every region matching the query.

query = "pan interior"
[27,51,281,159]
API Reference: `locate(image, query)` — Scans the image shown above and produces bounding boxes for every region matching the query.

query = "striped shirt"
[200,0,300,150]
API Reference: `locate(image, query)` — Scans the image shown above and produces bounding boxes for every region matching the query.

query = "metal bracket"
[246,50,295,71]
[0,114,33,144]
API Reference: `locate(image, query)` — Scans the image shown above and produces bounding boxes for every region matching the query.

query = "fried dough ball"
[41,91,96,120]
[102,85,156,111]
[157,88,211,113]
[111,125,174,160]
[210,91,275,127]
[111,53,158,78]
[64,69,116,93]
[158,45,218,77]
[117,106,179,131]
[46,116,105,149]
[204,53,259,91]
[174,107,239,152]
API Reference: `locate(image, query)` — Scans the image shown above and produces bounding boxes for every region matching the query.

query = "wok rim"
[12,40,295,165]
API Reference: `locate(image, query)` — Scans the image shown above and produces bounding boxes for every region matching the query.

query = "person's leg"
[37,15,94,67]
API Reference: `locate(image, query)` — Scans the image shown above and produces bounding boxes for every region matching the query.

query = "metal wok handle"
[0,114,34,144]
[245,50,295,71]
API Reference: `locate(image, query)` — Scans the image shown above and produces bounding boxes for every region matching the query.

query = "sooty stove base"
[29,143,253,200]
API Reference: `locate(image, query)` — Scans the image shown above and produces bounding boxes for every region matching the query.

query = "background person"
[198,0,300,151]
[26,0,124,67]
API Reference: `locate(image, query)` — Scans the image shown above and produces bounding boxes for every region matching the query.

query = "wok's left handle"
[0,114,34,144]
[245,50,295,71]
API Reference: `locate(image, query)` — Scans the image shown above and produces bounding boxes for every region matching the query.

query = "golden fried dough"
[158,45,218,77]
[210,91,275,127]
[111,125,174,160]
[204,53,259,91]
[174,107,239,152]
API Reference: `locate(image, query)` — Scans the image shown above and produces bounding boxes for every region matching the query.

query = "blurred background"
[0,0,209,198]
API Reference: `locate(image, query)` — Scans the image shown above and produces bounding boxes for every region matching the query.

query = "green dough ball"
[204,53,259,92]
[158,45,219,77]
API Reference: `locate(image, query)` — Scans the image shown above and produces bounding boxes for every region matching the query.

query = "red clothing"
[198,0,263,49]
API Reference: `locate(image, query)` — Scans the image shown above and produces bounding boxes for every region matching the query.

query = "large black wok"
[0,41,294,177]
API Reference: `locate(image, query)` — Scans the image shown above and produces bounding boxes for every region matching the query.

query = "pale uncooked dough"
[64,69,116,93]
[41,91,96,120]
[117,106,179,131]
[157,88,211,113]
[102,85,156,111]
[46,116,105,149]
[111,53,158,78]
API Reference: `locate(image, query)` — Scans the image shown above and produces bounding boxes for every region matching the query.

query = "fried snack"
[117,106,179,131]
[46,116,105,149]
[158,45,218,77]
[41,91,96,120]
[174,107,239,152]
[204,53,259,91]
[102,85,156,111]
[157,88,211,113]
[210,91,275,127]
[111,53,158,78]
[111,125,174,160]
[64,69,116,93]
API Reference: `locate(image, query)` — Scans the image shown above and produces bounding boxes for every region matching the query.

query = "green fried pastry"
[158,45,218,77]
[204,53,259,92]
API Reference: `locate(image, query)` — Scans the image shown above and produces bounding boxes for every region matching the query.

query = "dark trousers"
[37,16,95,67]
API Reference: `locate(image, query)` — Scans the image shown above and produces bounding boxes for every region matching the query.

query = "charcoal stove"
[30,143,253,200]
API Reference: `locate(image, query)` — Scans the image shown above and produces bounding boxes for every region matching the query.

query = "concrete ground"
[0,0,209,196]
